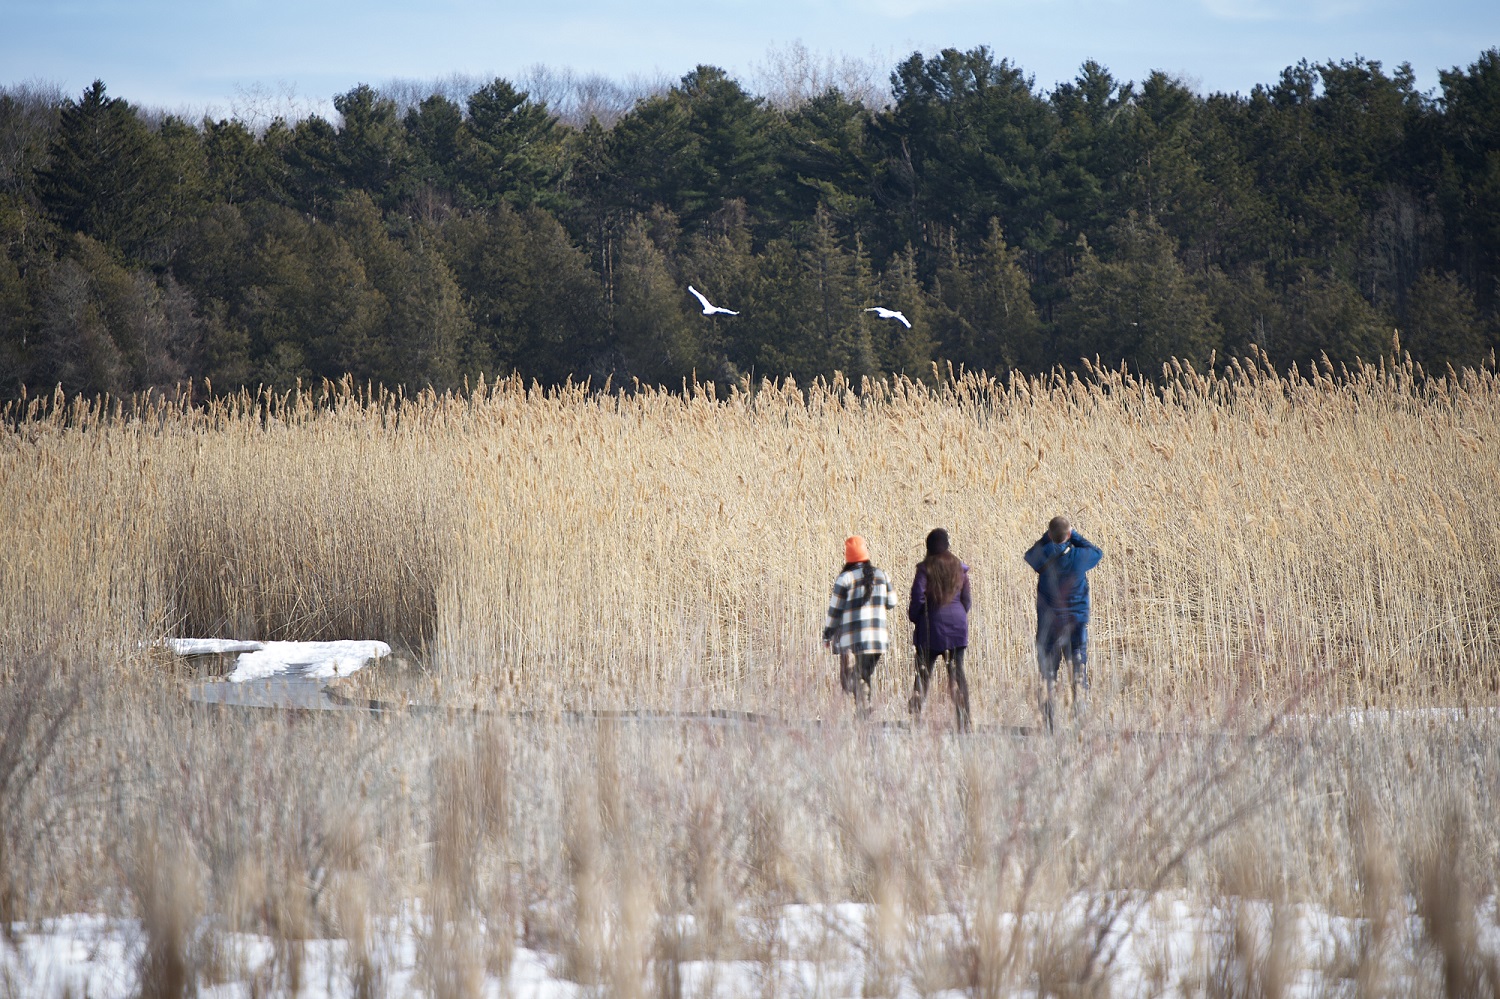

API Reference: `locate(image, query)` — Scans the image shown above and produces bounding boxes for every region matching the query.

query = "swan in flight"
[865,306,911,328]
[689,285,739,316]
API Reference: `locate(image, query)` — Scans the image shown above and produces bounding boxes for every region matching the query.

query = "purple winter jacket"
[908,560,971,652]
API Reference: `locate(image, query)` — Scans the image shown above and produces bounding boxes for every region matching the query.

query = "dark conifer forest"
[2,47,1499,398]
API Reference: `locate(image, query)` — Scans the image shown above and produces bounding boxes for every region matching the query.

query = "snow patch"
[228,640,391,682]
[10,895,1498,998]
[168,638,266,656]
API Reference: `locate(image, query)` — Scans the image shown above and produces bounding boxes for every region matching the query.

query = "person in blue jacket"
[1023,516,1103,730]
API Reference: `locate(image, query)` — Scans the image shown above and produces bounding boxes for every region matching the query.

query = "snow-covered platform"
[168,637,390,682]
[172,637,391,713]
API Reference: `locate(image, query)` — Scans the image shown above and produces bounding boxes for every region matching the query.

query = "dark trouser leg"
[854,652,880,717]
[908,648,936,719]
[1069,624,1089,717]
[945,646,971,733]
[1037,616,1063,734]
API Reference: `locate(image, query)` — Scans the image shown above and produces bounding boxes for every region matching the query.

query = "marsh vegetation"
[2,355,1498,995]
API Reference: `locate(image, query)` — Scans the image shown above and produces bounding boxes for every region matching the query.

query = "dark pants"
[1037,617,1088,688]
[908,646,971,732]
[1037,615,1087,731]
[839,651,881,715]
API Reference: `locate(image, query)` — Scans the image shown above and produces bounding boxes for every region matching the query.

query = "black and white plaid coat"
[822,565,898,654]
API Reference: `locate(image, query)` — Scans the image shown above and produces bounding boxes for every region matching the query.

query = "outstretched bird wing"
[688,286,712,312]
[866,306,912,327]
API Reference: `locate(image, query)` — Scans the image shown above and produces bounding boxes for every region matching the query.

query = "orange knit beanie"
[845,535,870,563]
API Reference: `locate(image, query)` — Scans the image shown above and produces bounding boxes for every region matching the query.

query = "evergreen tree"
[800,204,871,378]
[614,214,700,384]
[928,221,1039,373]
[1059,213,1221,370]
[875,244,935,377]
[0,232,32,394]
[284,114,345,218]
[1202,264,1285,359]
[875,48,1057,256]
[1273,265,1390,365]
[149,115,211,263]
[461,79,564,209]
[438,203,606,382]
[675,67,777,219]
[404,94,467,207]
[683,199,755,374]
[1115,73,1214,251]
[332,85,413,205]
[1401,270,1485,369]
[603,94,704,218]
[776,88,876,232]
[35,81,166,257]
[1050,60,1132,240]
[334,192,467,387]
[201,118,268,206]
[239,204,386,385]
[1438,50,1500,307]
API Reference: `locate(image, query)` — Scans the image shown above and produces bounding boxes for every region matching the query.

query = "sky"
[4,0,1498,117]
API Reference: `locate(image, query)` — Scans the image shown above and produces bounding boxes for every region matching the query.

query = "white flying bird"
[865,306,911,328]
[688,285,739,316]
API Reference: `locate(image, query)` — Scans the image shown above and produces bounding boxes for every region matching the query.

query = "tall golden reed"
[4,353,1496,721]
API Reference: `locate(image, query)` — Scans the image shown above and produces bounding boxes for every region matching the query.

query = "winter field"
[2,354,1499,996]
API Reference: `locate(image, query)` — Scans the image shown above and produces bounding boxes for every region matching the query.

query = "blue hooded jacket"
[1023,531,1103,624]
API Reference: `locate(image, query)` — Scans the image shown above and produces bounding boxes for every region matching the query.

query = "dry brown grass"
[7,353,1499,718]
[2,354,1498,994]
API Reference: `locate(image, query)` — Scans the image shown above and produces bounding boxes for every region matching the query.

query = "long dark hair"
[922,551,963,609]
[842,561,877,608]
[922,528,962,609]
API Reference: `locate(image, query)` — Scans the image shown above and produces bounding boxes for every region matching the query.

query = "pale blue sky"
[5,0,1497,115]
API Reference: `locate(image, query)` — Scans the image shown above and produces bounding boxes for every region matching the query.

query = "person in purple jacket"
[1024,515,1103,731]
[907,528,972,732]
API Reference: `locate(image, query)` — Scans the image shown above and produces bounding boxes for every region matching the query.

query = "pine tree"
[240,204,385,385]
[1059,213,1222,371]
[933,220,1039,372]
[461,79,564,209]
[614,215,699,384]
[332,84,413,205]
[876,244,935,378]
[438,203,606,383]
[334,192,467,388]
[800,204,870,378]
[1274,265,1389,366]
[1400,270,1485,369]
[36,81,165,256]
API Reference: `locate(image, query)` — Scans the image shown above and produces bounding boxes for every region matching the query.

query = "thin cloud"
[845,0,989,18]
[1201,0,1366,21]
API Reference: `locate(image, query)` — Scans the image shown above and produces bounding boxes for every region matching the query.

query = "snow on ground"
[228,641,391,682]
[6,895,1497,998]
[168,639,266,656]
[1280,706,1500,729]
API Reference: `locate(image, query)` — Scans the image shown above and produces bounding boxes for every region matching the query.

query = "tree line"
[2,47,1498,399]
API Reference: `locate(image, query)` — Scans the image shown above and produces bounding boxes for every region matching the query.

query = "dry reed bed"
[8,699,1500,995]
[3,356,1497,720]
[3,359,1499,994]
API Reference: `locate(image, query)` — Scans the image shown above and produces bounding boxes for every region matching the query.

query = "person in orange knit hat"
[822,535,897,717]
